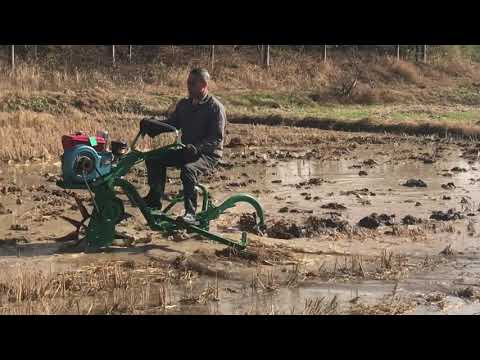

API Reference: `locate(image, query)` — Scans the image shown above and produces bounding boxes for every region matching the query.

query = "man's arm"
[194,104,226,155]
[140,101,182,137]
[163,103,181,129]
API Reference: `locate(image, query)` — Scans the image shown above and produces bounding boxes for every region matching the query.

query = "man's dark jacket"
[146,94,226,159]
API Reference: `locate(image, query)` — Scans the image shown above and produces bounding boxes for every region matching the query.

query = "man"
[139,68,226,225]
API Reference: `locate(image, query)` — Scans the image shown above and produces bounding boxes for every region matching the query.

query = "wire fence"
[1,45,434,74]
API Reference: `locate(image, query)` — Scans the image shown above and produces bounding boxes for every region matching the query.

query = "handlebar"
[130,122,181,151]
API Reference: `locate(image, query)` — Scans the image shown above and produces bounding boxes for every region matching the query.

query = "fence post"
[112,45,116,65]
[324,45,327,63]
[128,45,132,63]
[11,45,15,74]
[396,45,400,61]
[423,45,427,63]
[210,45,215,70]
[263,45,270,68]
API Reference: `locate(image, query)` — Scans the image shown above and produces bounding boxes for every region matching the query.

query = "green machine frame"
[57,128,265,251]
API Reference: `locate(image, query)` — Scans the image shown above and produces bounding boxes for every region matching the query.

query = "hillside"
[1,45,480,161]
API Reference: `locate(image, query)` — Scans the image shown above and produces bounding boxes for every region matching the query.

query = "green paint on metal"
[57,131,265,251]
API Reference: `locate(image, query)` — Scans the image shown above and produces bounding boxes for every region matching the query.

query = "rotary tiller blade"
[59,216,84,230]
[74,195,91,221]
[53,230,80,243]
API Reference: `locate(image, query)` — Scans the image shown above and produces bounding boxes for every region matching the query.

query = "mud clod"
[297,178,325,188]
[238,213,260,234]
[439,244,454,256]
[430,209,464,221]
[441,182,456,190]
[267,220,304,239]
[227,182,246,187]
[358,213,395,229]
[456,287,475,299]
[304,214,349,233]
[451,167,467,172]
[226,137,243,148]
[341,188,375,196]
[321,202,347,210]
[402,215,423,225]
[167,230,190,242]
[403,179,427,188]
[363,159,377,167]
[358,171,368,176]
[10,224,29,231]
[0,203,13,215]
[290,208,313,214]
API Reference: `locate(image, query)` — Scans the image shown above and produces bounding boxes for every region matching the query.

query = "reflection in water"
[271,154,479,200]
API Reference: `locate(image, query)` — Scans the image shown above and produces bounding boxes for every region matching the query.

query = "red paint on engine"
[62,134,106,152]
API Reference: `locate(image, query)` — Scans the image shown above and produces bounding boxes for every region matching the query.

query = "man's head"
[187,68,210,100]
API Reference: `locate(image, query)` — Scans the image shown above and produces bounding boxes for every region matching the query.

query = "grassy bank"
[2,47,480,161]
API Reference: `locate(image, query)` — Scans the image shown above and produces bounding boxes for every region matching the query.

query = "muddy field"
[1,124,480,314]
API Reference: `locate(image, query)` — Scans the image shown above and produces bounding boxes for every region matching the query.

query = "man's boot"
[143,189,162,210]
[181,190,199,226]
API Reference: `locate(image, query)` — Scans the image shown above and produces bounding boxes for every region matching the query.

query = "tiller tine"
[53,215,85,243]
[56,236,89,253]
[53,230,80,243]
[59,216,85,230]
[74,195,91,221]
[55,201,91,243]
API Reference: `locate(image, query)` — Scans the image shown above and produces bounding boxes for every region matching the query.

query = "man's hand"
[139,118,151,136]
[183,144,199,163]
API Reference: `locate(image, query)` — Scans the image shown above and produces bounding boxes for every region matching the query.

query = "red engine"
[62,133,107,152]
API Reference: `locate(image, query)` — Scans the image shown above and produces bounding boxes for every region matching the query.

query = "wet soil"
[1,126,480,314]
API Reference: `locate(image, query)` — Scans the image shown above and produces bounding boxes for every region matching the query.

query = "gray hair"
[190,68,210,83]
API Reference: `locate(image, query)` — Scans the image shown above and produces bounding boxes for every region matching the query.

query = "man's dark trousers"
[145,149,218,215]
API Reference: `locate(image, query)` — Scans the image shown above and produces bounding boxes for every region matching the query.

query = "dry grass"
[349,294,417,315]
[314,251,413,282]
[303,296,339,315]
[0,111,175,161]
[390,60,421,83]
[0,48,336,93]
[0,261,178,315]
[1,46,479,95]
[1,47,480,163]
[228,115,480,142]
